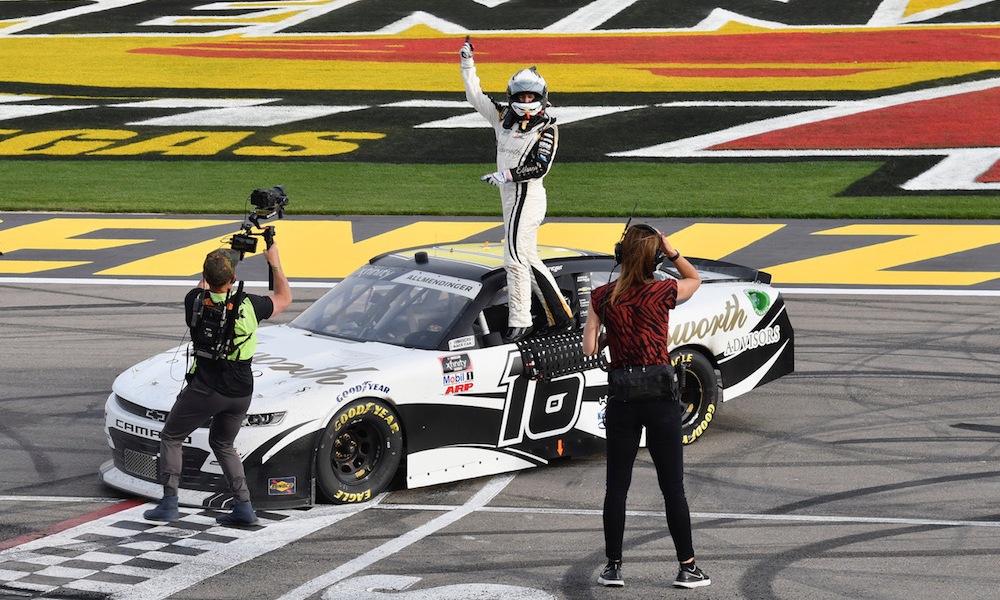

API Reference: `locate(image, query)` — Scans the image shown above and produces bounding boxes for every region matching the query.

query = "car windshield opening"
[289,266,481,349]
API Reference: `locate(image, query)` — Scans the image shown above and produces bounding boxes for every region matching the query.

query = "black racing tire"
[316,398,403,504]
[672,350,720,445]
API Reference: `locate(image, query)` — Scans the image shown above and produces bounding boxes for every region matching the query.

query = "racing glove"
[460,37,474,68]
[481,170,512,186]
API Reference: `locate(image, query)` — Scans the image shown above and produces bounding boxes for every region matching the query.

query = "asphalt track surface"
[1,219,999,600]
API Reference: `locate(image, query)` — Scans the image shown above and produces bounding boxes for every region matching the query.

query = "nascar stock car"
[100,242,794,509]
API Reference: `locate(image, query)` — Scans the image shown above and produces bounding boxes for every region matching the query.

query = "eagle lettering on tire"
[316,398,403,503]
[672,350,719,445]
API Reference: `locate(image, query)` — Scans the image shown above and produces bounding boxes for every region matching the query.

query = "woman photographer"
[582,223,709,589]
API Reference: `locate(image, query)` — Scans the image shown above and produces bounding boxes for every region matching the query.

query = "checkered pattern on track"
[0,505,289,599]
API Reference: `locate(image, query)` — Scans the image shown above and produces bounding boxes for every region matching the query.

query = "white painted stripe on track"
[0,495,122,503]
[275,473,516,600]
[375,504,1000,529]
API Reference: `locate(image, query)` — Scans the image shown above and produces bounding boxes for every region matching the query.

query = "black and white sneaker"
[597,560,624,587]
[673,564,711,588]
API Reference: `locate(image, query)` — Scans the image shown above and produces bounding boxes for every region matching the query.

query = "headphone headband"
[614,223,665,266]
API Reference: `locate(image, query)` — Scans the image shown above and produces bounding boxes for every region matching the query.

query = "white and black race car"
[100,242,793,509]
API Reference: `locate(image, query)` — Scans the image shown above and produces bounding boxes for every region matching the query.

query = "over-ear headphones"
[614,223,665,266]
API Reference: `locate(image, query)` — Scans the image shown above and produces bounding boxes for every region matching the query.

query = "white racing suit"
[461,63,573,329]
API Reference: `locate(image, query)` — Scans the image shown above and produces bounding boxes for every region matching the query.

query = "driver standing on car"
[460,36,573,342]
[143,244,292,525]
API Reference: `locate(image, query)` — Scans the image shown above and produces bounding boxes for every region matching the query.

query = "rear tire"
[672,350,719,445]
[316,399,403,504]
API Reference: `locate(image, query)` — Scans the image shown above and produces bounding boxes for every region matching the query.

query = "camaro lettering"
[671,294,747,346]
[724,326,782,357]
[115,419,190,443]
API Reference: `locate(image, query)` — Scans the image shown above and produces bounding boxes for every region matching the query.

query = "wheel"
[316,398,403,504]
[672,350,719,445]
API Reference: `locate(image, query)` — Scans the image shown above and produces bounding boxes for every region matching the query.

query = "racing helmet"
[507,66,548,117]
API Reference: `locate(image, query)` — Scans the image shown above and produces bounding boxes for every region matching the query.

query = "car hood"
[112,325,412,411]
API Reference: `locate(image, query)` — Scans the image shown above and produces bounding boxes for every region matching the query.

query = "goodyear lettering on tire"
[333,401,400,434]
[682,402,716,445]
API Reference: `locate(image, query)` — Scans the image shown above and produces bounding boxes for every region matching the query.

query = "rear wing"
[660,257,772,285]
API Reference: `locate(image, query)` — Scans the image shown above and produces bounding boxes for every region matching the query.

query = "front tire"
[316,398,403,504]
[672,350,719,445]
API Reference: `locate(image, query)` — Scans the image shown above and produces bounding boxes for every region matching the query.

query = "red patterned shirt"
[591,279,677,368]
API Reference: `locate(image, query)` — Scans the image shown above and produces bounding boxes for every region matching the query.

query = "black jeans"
[603,395,695,563]
[158,377,252,502]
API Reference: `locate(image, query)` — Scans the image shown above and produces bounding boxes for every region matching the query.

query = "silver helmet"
[507,66,547,117]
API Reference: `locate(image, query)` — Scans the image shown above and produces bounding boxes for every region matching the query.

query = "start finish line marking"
[3,484,997,599]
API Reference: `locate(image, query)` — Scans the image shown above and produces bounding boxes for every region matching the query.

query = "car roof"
[369,242,609,281]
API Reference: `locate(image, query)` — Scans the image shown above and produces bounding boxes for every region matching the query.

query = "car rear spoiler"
[662,257,772,285]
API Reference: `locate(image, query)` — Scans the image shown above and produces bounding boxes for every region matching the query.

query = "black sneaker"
[673,564,711,588]
[597,560,624,587]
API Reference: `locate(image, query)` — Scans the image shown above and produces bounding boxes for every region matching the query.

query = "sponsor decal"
[440,354,472,374]
[448,335,476,351]
[670,294,747,346]
[267,477,296,496]
[335,381,391,404]
[744,289,771,316]
[724,326,782,357]
[355,266,402,280]
[394,271,481,299]
[441,353,474,394]
[253,353,377,385]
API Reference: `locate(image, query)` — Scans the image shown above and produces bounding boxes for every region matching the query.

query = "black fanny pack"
[608,364,677,402]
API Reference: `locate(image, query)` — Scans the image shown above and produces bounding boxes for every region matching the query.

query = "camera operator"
[144,241,291,525]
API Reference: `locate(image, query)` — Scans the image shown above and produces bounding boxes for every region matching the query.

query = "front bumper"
[101,393,319,509]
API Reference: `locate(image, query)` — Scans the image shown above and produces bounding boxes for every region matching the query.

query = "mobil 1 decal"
[0,0,997,192]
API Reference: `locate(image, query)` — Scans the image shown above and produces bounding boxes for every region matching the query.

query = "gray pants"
[158,377,251,502]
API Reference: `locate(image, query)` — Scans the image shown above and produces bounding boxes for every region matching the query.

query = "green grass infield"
[2,160,997,219]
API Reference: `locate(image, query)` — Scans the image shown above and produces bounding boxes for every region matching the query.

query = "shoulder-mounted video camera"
[230,185,289,256]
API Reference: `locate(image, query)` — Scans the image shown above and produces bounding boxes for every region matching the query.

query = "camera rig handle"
[263,226,275,290]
